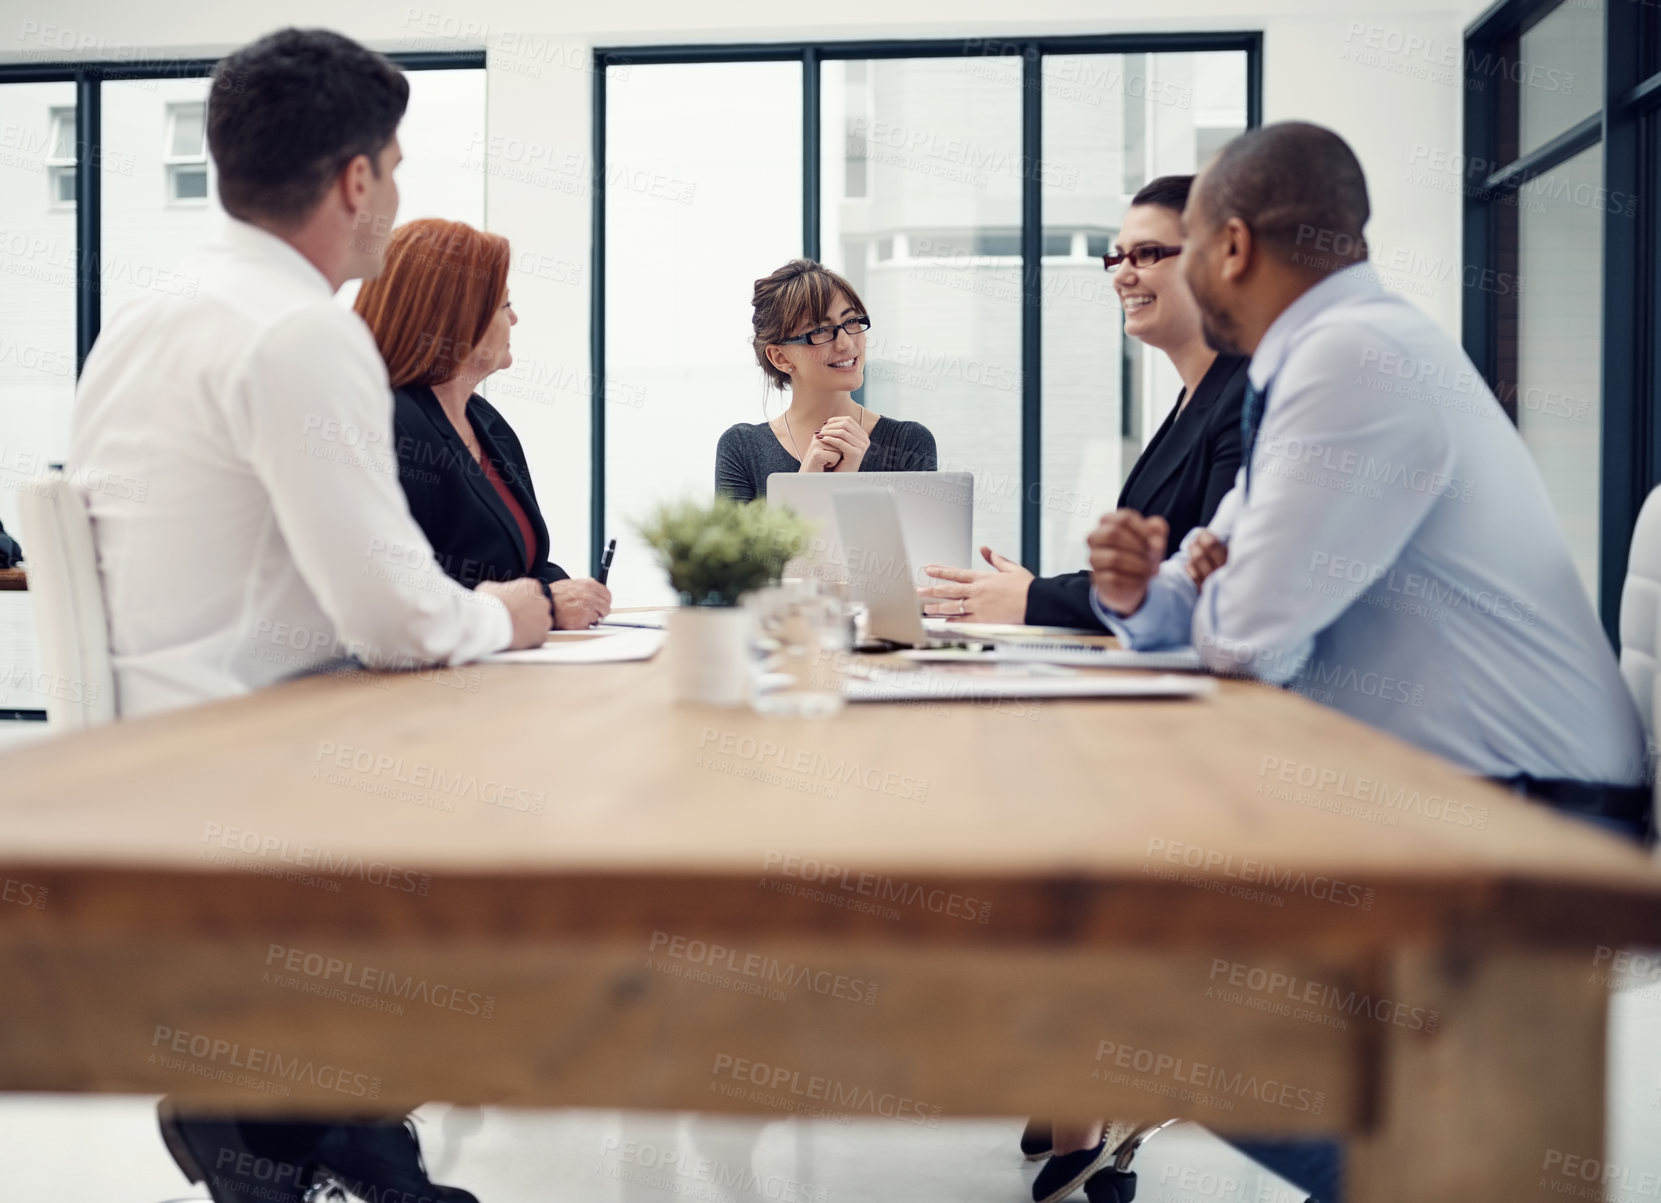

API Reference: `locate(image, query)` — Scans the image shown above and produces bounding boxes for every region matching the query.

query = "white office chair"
[1619,484,1661,854]
[16,470,116,731]
[1620,486,1661,737]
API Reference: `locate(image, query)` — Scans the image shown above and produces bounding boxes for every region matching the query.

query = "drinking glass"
[749,579,852,717]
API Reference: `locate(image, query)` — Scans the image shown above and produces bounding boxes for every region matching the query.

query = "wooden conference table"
[0,639,1659,1202]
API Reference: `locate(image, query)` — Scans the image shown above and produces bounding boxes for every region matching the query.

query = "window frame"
[162,100,209,207]
[589,34,1263,572]
[0,51,485,375]
[45,105,76,210]
[1465,0,1660,639]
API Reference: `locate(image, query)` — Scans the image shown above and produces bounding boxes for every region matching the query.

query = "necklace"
[454,424,482,463]
[781,402,867,463]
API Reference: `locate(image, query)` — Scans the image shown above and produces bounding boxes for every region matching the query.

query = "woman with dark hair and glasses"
[919,175,1248,631]
[716,258,937,501]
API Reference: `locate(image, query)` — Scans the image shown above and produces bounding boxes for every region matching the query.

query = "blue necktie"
[1241,380,1267,497]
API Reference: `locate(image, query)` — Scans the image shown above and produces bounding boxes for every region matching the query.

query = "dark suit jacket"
[1024,354,1249,630]
[392,384,571,596]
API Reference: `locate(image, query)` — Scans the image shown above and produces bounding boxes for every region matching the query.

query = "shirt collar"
[1247,262,1379,393]
[221,217,336,297]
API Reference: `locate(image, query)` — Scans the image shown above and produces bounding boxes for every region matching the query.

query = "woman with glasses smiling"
[716,258,937,501]
[919,175,1249,632]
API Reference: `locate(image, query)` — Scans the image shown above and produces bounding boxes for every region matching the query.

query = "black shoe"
[1032,1140,1116,1203]
[1083,1169,1138,1203]
[1020,1118,1053,1161]
[157,1102,316,1203]
[315,1116,479,1203]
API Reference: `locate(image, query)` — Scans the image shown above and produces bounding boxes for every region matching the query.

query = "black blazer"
[392,384,571,593]
[1024,354,1249,630]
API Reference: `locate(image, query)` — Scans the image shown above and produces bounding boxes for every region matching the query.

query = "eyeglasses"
[775,315,872,346]
[1103,245,1183,272]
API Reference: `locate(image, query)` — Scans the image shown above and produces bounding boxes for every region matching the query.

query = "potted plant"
[637,496,814,705]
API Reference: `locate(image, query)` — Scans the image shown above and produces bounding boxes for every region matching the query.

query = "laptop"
[829,487,980,648]
[828,487,1208,668]
[767,470,973,581]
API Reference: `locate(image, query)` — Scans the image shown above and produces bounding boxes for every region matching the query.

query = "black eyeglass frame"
[774,314,872,346]
[1102,245,1184,272]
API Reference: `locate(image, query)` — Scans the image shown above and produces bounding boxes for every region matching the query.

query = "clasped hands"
[798,415,870,474]
[1086,511,1228,615]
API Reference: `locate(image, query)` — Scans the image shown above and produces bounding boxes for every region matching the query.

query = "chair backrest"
[17,471,116,730]
[1620,486,1661,735]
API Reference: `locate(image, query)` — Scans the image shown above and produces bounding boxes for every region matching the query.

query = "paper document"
[845,666,1214,702]
[598,609,673,630]
[922,618,1104,640]
[0,595,42,710]
[486,628,666,664]
[897,646,1204,671]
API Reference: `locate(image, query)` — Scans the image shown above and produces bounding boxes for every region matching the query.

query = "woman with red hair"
[354,218,610,629]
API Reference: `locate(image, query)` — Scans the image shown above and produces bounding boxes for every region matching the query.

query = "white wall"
[1,0,1477,592]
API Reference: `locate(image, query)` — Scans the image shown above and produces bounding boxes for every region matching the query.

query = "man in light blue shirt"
[1088,122,1648,836]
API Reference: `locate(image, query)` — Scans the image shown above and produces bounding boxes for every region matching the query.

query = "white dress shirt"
[1094,265,1645,785]
[70,219,511,718]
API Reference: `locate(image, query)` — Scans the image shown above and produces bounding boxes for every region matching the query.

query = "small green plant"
[637,496,815,607]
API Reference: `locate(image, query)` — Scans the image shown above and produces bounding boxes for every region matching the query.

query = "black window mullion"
[74,69,101,375]
[1617,70,1661,115]
[1463,23,1498,389]
[1649,113,1661,544]
[590,54,608,575]
[1602,0,1648,636]
[1480,111,1602,192]
[1020,45,1042,571]
[803,49,820,262]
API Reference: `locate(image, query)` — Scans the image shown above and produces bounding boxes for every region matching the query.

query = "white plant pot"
[668,606,754,706]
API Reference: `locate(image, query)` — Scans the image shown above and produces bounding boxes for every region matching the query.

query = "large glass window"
[603,61,802,606]
[1039,51,1247,575]
[0,82,78,538]
[163,101,208,204]
[595,39,1257,585]
[102,70,485,319]
[45,106,75,209]
[1464,0,1651,627]
[821,55,1025,562]
[101,77,219,318]
[1516,0,1603,157]
[0,61,482,544]
[1506,145,1605,599]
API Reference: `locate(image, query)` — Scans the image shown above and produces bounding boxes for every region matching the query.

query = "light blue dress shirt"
[1093,265,1645,785]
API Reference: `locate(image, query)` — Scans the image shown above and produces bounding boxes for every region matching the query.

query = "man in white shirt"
[72,27,533,1203]
[71,32,549,722]
[1088,122,1648,842]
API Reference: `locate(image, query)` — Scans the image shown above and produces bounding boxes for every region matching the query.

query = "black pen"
[596,537,616,585]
